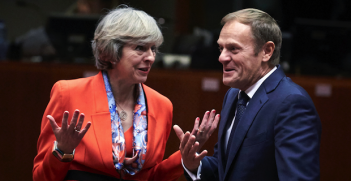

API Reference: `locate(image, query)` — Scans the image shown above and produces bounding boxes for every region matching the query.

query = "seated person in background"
[13,0,119,61]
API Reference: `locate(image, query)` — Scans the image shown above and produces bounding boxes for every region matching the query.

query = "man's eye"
[218,47,223,52]
[229,47,237,51]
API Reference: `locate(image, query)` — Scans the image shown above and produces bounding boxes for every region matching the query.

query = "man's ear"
[262,41,275,62]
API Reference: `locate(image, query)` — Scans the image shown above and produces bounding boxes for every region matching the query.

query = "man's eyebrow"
[218,41,240,47]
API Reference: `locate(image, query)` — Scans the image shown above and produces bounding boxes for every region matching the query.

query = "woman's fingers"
[78,121,91,139]
[75,113,85,131]
[61,111,69,131]
[208,114,220,136]
[47,115,59,132]
[68,110,80,132]
[196,110,216,137]
[205,110,216,132]
[191,117,200,135]
[124,151,138,165]
[198,111,210,133]
[49,110,91,154]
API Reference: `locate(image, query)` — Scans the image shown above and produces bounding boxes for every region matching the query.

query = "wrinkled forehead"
[217,21,254,45]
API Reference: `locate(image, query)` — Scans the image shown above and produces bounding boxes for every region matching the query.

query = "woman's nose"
[144,48,155,63]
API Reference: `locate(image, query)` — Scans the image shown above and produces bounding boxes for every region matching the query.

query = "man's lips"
[137,67,150,72]
[223,68,235,72]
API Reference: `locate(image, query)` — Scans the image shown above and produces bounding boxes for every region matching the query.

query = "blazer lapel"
[89,72,117,175]
[224,85,269,178]
[86,76,160,175]
[143,107,156,168]
[91,113,116,173]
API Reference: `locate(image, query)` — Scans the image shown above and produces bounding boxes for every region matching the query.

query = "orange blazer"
[33,71,183,181]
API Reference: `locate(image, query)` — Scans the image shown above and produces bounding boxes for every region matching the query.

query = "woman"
[33,6,185,181]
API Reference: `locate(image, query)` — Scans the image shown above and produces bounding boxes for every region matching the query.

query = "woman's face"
[113,43,156,84]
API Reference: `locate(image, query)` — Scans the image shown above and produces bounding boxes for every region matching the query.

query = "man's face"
[217,20,266,90]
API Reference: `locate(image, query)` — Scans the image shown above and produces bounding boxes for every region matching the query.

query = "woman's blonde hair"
[92,5,163,70]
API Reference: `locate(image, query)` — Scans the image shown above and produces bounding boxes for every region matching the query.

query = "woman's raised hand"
[47,109,91,153]
[173,109,220,172]
[191,109,220,152]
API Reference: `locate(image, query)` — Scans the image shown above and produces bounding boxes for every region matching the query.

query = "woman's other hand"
[191,110,220,152]
[173,110,220,173]
[124,151,139,168]
[47,109,91,153]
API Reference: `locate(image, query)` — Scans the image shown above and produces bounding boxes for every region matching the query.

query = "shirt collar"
[242,66,277,99]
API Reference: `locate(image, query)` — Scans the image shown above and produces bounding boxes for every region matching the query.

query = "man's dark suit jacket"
[186,65,321,181]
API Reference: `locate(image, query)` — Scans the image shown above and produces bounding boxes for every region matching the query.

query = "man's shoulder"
[276,77,310,97]
[267,76,315,108]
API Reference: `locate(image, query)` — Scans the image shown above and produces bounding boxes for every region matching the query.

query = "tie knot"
[238,91,250,105]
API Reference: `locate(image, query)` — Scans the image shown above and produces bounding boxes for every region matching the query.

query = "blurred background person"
[10,0,120,62]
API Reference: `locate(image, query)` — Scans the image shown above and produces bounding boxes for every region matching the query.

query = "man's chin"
[223,78,243,89]
[222,79,234,87]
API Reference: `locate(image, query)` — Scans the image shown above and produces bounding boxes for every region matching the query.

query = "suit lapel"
[224,84,269,178]
[222,65,285,179]
[218,89,239,170]
[218,89,239,140]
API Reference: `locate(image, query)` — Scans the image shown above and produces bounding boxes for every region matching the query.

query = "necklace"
[116,102,128,121]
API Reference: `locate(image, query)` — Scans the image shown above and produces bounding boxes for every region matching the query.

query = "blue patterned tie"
[225,91,250,159]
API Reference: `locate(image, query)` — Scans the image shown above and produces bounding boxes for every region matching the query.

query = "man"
[174,8,321,181]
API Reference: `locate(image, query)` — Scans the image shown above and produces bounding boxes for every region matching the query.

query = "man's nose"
[218,50,231,63]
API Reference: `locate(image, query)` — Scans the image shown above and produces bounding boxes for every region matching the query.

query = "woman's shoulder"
[52,72,101,92]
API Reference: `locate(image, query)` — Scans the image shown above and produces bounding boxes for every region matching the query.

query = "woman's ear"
[262,41,275,62]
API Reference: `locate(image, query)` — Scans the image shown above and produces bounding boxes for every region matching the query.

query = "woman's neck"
[106,70,136,105]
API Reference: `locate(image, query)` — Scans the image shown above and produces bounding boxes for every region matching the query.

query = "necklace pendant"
[119,110,128,121]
